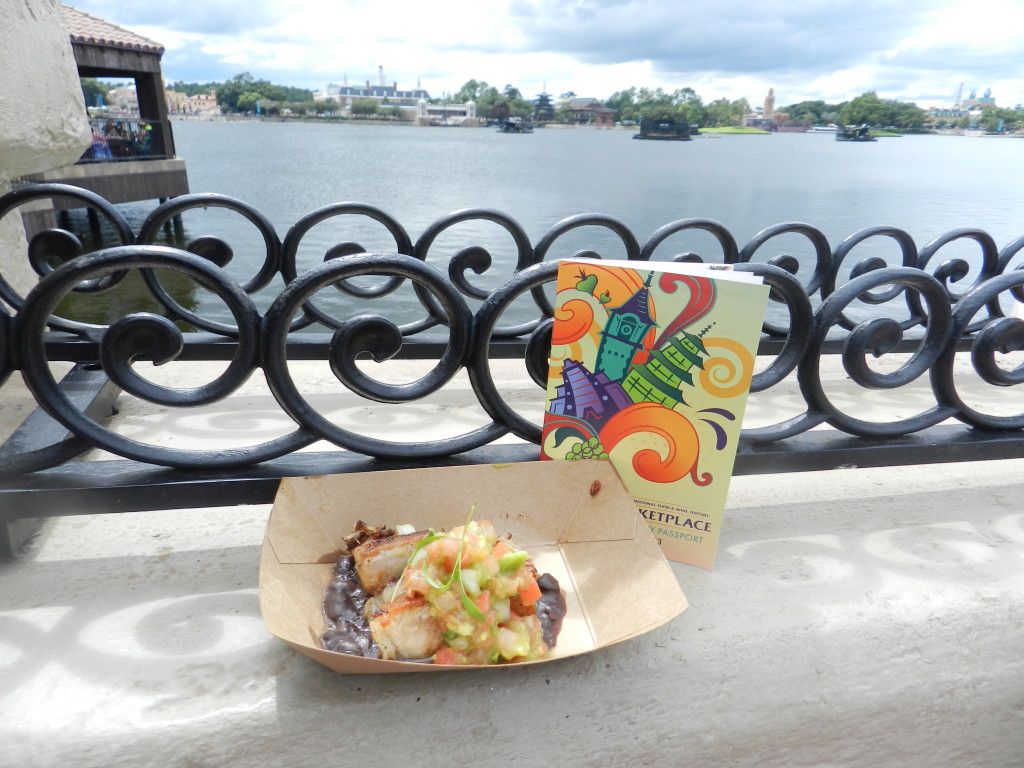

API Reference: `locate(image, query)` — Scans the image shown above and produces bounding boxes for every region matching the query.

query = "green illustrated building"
[622,330,709,409]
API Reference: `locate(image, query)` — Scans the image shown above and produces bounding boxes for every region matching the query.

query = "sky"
[67,0,1024,109]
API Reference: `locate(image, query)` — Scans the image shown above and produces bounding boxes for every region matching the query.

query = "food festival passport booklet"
[541,258,770,569]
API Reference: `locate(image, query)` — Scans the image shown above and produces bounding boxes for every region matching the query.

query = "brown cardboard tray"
[259,461,687,673]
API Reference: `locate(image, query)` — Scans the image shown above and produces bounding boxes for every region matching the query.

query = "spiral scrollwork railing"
[3,182,1024,530]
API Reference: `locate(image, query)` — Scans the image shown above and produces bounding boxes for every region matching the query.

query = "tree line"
[603,86,751,128]
[169,73,315,114]
[83,73,1024,132]
[780,92,928,129]
[81,73,316,115]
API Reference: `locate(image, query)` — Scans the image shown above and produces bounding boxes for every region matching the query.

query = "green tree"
[976,107,1021,132]
[703,97,749,127]
[169,80,218,97]
[508,97,534,119]
[350,98,379,115]
[473,85,501,116]
[883,99,926,129]
[839,92,888,125]
[217,72,255,111]
[607,85,706,124]
[635,87,675,121]
[683,98,706,126]
[210,72,314,113]
[313,98,339,114]
[80,78,110,109]
[605,88,638,121]
[236,91,263,113]
[672,87,699,106]
[838,91,926,129]
[779,99,836,124]
[453,80,489,102]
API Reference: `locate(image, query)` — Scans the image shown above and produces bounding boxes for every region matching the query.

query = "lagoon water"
[169,120,1024,242]
[103,120,1024,323]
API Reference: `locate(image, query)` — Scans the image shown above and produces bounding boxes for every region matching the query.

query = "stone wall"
[0,0,91,298]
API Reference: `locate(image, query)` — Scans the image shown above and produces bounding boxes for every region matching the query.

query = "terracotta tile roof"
[61,4,164,54]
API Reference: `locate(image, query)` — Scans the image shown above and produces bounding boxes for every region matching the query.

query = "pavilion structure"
[23,5,189,222]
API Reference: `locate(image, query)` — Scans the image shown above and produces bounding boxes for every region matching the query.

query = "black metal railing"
[3,183,1024,530]
[78,117,167,163]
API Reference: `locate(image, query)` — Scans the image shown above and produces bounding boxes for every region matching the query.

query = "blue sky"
[66,0,1024,108]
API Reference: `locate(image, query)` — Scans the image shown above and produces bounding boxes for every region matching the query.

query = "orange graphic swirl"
[599,403,707,485]
[551,297,595,345]
[698,336,755,399]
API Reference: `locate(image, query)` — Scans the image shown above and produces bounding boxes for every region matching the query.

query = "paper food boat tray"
[258,460,688,673]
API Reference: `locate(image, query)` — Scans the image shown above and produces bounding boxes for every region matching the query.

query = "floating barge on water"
[836,124,876,142]
[633,118,693,141]
[497,117,533,133]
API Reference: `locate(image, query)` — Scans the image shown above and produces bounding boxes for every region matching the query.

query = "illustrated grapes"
[565,436,609,460]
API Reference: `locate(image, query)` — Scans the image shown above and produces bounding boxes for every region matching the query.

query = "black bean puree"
[320,555,568,661]
[320,555,380,658]
[534,572,568,649]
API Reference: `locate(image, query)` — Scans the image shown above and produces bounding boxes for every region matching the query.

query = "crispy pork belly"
[342,520,394,553]
[351,530,428,594]
[352,532,428,598]
[362,580,398,620]
[369,595,444,660]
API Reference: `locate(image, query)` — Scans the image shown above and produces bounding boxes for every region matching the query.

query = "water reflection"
[54,208,200,328]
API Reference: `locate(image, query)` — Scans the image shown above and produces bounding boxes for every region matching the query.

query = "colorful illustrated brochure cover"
[541,258,770,569]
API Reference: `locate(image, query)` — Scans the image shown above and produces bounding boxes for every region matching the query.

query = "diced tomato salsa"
[400,520,549,665]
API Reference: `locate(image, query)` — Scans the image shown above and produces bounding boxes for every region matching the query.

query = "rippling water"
[171,120,1024,241]
[66,120,1024,326]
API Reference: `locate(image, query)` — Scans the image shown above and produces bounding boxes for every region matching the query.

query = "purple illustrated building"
[548,359,634,429]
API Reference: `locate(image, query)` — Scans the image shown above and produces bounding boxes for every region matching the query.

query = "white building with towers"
[314,66,430,107]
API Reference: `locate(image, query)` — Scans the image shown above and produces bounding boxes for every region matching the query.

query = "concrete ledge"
[1,458,1022,766]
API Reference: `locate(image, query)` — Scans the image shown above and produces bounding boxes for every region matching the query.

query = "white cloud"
[67,0,1024,107]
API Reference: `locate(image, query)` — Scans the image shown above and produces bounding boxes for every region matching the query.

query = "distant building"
[763,88,775,117]
[533,91,555,121]
[961,88,997,110]
[403,98,479,126]
[187,91,220,116]
[927,86,998,126]
[165,89,189,115]
[105,85,138,113]
[315,66,430,106]
[564,97,616,126]
[557,91,577,107]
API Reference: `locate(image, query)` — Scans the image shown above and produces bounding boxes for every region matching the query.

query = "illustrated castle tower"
[595,272,657,381]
